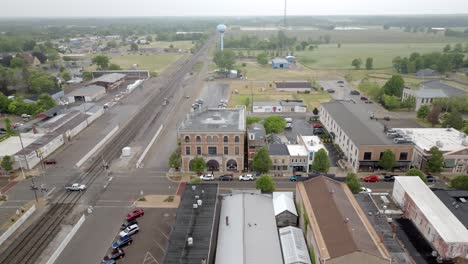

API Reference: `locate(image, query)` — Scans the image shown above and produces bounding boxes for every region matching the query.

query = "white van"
[285,118,293,128]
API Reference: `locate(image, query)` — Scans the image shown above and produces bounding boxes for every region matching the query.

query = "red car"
[313,124,323,129]
[126,209,144,220]
[364,175,379,182]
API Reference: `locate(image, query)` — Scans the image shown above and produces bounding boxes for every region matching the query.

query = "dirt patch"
[135,195,180,208]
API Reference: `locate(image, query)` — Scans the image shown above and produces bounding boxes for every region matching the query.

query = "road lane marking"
[153,239,167,253]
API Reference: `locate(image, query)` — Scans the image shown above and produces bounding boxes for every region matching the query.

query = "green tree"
[312,107,319,115]
[382,95,401,110]
[383,75,405,97]
[213,49,236,71]
[378,149,396,171]
[37,94,56,110]
[10,57,26,68]
[407,168,427,183]
[246,116,261,125]
[82,71,93,81]
[130,43,138,51]
[168,149,181,170]
[29,70,55,94]
[443,44,451,52]
[256,174,276,193]
[190,156,206,174]
[365,57,373,70]
[346,173,362,194]
[417,105,430,119]
[106,40,118,49]
[4,118,13,135]
[252,147,272,173]
[451,175,468,190]
[0,92,10,113]
[426,146,444,173]
[311,149,330,173]
[256,52,269,65]
[351,58,362,69]
[442,110,463,130]
[453,43,463,53]
[427,105,441,126]
[1,155,13,172]
[401,96,416,110]
[61,70,71,81]
[108,63,122,70]
[263,115,286,134]
[145,35,153,42]
[92,55,110,70]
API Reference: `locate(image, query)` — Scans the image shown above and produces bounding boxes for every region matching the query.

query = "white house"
[297,135,327,172]
[402,80,467,110]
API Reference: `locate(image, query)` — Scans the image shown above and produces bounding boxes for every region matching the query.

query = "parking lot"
[105,208,177,264]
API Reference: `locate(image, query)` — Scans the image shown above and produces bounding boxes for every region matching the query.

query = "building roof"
[178,107,245,132]
[91,73,126,84]
[405,88,447,98]
[416,68,439,76]
[321,101,398,146]
[275,81,312,89]
[0,133,44,157]
[273,192,298,216]
[253,101,281,107]
[393,128,468,153]
[286,144,308,156]
[279,226,311,264]
[299,135,326,153]
[272,57,289,64]
[421,80,467,97]
[35,105,67,119]
[301,176,387,259]
[67,85,106,97]
[269,143,290,155]
[164,184,218,264]
[280,100,307,107]
[215,192,283,264]
[394,177,468,243]
[247,123,266,141]
[433,189,468,229]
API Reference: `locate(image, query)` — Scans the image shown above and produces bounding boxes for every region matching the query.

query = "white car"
[239,174,254,181]
[65,183,86,191]
[200,174,214,181]
[359,187,372,194]
[119,224,139,238]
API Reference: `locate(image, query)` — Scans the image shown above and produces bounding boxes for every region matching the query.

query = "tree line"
[0,92,56,116]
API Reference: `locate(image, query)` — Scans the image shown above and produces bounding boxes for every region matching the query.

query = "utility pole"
[18,133,30,170]
[31,177,38,202]
[284,0,287,28]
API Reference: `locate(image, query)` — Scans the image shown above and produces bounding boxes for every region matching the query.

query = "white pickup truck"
[65,183,86,191]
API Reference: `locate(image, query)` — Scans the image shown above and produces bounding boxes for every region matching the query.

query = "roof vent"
[195,195,199,200]
[212,114,222,120]
[344,218,350,223]
[187,237,193,246]
[197,199,203,207]
[436,141,444,148]
[192,185,196,191]
[193,204,198,209]
[462,140,468,146]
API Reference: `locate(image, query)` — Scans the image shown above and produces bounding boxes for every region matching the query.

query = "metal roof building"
[215,192,283,264]
[279,226,311,264]
[164,184,219,264]
[67,85,106,103]
[392,177,468,260]
[273,192,298,227]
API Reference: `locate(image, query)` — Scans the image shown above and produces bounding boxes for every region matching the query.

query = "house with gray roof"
[178,106,246,173]
[320,101,413,172]
[416,68,440,78]
[402,80,467,110]
[253,99,307,113]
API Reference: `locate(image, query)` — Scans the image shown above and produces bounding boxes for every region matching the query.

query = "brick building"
[178,107,246,173]
[247,123,266,169]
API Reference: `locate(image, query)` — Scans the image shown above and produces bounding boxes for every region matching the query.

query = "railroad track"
[0,36,214,264]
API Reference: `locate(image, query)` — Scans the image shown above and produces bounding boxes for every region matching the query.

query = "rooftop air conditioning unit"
[462,140,468,147]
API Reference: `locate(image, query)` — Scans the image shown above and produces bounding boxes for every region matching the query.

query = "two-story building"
[297,134,327,172]
[269,144,290,175]
[402,80,467,110]
[247,123,267,170]
[320,101,413,172]
[178,106,246,173]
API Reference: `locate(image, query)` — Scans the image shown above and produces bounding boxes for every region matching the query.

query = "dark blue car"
[112,236,133,249]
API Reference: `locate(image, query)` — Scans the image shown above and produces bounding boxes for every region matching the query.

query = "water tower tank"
[217,24,227,33]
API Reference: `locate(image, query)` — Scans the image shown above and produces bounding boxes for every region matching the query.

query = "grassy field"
[296,43,462,69]
[110,53,183,73]
[227,81,331,109]
[144,41,194,50]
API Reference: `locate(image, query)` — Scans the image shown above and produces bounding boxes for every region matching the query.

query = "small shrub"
[163,196,175,202]
[190,177,202,184]
[137,197,147,201]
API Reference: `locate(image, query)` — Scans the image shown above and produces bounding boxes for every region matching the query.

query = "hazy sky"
[2,0,468,17]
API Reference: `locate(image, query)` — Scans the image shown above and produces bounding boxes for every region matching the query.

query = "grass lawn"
[296,43,462,69]
[111,53,183,73]
[227,81,331,109]
[144,41,194,50]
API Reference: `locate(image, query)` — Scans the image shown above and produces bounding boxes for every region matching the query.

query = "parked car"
[0,129,6,135]
[112,235,133,249]
[364,175,379,182]
[350,90,360,95]
[239,174,254,181]
[65,183,86,191]
[289,174,309,182]
[360,96,368,101]
[121,219,138,230]
[119,224,139,238]
[218,175,233,181]
[200,174,215,181]
[383,175,395,182]
[13,123,23,129]
[426,175,437,183]
[359,187,372,193]
[314,128,326,135]
[43,159,57,165]
[365,100,373,104]
[102,249,125,262]
[102,260,116,264]
[337,80,344,84]
[126,209,144,221]
[313,123,323,129]
[326,89,335,93]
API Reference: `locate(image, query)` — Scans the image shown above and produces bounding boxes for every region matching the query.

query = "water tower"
[217,24,227,50]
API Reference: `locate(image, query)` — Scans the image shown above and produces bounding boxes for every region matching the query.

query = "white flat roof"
[0,133,44,157]
[394,128,467,152]
[279,226,311,264]
[287,144,308,156]
[300,135,326,153]
[273,192,298,216]
[394,177,468,243]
